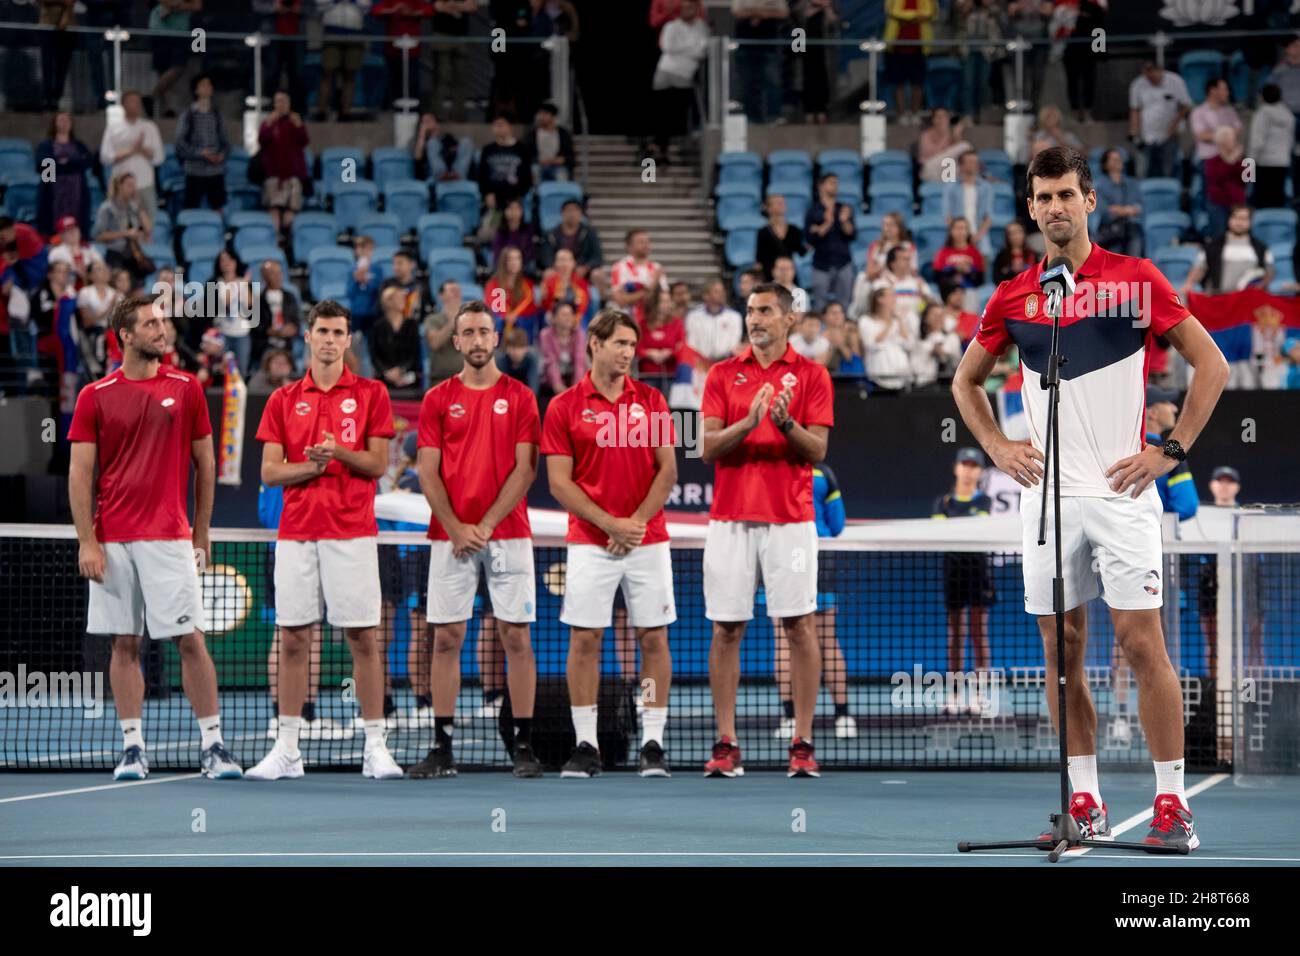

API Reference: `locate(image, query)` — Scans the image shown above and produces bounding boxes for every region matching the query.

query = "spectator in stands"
[863,211,914,284]
[1029,103,1082,160]
[1000,0,1048,108]
[538,299,586,396]
[637,289,684,383]
[610,229,668,321]
[249,347,297,394]
[373,0,434,108]
[148,0,200,119]
[1190,77,1242,166]
[1249,84,1294,209]
[485,245,538,340]
[941,150,993,257]
[539,199,602,278]
[495,325,540,392]
[346,235,382,336]
[806,172,856,310]
[934,217,986,298]
[755,194,806,280]
[732,265,764,312]
[953,0,1002,126]
[381,249,436,326]
[918,107,973,182]
[1128,60,1191,179]
[31,258,76,359]
[859,285,914,391]
[799,0,839,124]
[429,1,475,122]
[1181,205,1274,298]
[911,302,961,388]
[685,277,744,365]
[38,0,77,112]
[1061,0,1105,124]
[258,91,310,239]
[195,327,227,388]
[253,258,301,367]
[423,279,464,385]
[991,218,1039,282]
[478,114,533,211]
[175,74,229,214]
[110,265,133,298]
[884,0,934,125]
[0,216,49,292]
[1094,147,1143,258]
[821,300,864,377]
[413,113,474,182]
[491,199,538,274]
[1204,126,1249,239]
[944,283,979,344]
[539,247,591,317]
[36,112,96,238]
[855,244,937,321]
[651,0,710,158]
[48,217,104,288]
[524,102,576,181]
[315,0,370,122]
[772,255,808,311]
[76,259,117,379]
[99,92,164,222]
[253,1,307,112]
[732,1,788,124]
[587,264,610,316]
[213,250,254,375]
[669,279,692,317]
[790,311,831,363]
[93,171,153,282]
[371,285,423,393]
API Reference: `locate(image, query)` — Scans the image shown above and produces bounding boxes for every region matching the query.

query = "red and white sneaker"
[704,736,744,777]
[1036,792,1110,849]
[787,737,820,778]
[1144,794,1199,852]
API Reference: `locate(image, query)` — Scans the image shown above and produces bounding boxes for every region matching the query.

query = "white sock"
[571,705,598,748]
[120,718,144,752]
[278,716,303,758]
[642,706,668,747]
[197,715,222,750]
[363,719,386,754]
[1067,754,1103,806]
[1154,758,1187,807]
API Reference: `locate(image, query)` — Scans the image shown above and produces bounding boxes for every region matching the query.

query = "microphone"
[1038,257,1076,318]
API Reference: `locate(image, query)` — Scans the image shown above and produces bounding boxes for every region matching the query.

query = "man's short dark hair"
[1228,202,1252,219]
[454,299,493,332]
[624,228,648,246]
[492,111,514,124]
[110,293,157,341]
[438,279,459,295]
[561,198,583,212]
[886,244,908,270]
[394,249,417,264]
[1205,76,1228,98]
[1262,83,1282,104]
[539,102,558,116]
[586,308,640,358]
[1026,144,1093,198]
[191,72,213,96]
[669,280,689,294]
[749,282,793,315]
[307,299,352,330]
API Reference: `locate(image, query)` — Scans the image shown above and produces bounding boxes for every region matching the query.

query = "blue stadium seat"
[1139,178,1182,215]
[911,215,948,270]
[1,172,39,221]
[224,148,250,188]
[924,58,962,112]
[383,179,430,235]
[1143,211,1191,253]
[353,211,401,249]
[290,211,339,264]
[319,146,368,194]
[151,210,172,247]
[868,181,913,217]
[978,149,1013,184]
[371,147,414,188]
[1271,243,1295,291]
[183,241,222,268]
[768,149,814,192]
[537,181,584,232]
[0,138,34,176]
[867,149,913,186]
[417,212,464,262]
[1253,208,1297,247]
[715,182,762,232]
[1227,50,1251,105]
[716,152,763,193]
[229,212,277,259]
[372,245,401,282]
[767,184,812,226]
[972,283,996,316]
[308,246,355,302]
[140,242,176,269]
[1152,246,1200,287]
[225,185,262,213]
[991,182,1016,220]
[817,149,863,200]
[240,244,288,274]
[918,181,946,217]
[794,249,813,288]
[332,181,380,233]
[435,180,482,236]
[855,212,884,246]
[1178,50,1226,105]
[186,255,217,286]
[158,156,185,198]
[722,213,767,269]
[177,209,224,260]
[428,247,477,289]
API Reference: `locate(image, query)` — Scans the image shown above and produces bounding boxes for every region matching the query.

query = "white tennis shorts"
[703,520,818,622]
[274,537,382,628]
[1020,487,1164,616]
[427,538,536,625]
[560,541,677,630]
[87,539,205,639]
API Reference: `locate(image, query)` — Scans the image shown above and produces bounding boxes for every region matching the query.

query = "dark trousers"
[1253,166,1288,208]
[1063,43,1095,112]
[40,29,75,109]
[262,30,307,112]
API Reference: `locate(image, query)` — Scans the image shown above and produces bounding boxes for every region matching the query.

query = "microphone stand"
[957,275,1186,861]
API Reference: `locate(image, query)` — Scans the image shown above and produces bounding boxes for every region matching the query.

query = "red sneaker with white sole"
[1143,794,1199,852]
[787,737,820,778]
[704,736,744,777]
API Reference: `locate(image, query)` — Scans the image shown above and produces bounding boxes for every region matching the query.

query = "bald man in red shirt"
[700,282,834,778]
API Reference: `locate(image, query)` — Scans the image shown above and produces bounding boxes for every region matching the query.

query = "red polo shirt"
[255,366,395,540]
[540,372,674,546]
[701,343,834,523]
[68,368,211,542]
[417,372,539,541]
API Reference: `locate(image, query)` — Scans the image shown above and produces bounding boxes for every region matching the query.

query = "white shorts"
[274,537,382,628]
[87,539,205,639]
[703,520,818,622]
[1020,488,1164,616]
[560,541,677,630]
[427,538,536,625]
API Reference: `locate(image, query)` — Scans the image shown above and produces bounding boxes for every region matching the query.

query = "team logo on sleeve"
[581,408,597,424]
[493,399,509,415]
[628,402,645,421]
[780,372,798,389]
[161,397,175,408]
[340,398,357,413]
[294,401,311,416]
[1025,294,1039,318]
[449,403,466,418]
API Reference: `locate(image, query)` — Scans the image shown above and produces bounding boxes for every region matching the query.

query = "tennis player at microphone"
[951,146,1228,852]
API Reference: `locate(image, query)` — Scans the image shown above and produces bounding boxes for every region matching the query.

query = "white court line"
[1073,772,1230,857]
[0,774,202,804]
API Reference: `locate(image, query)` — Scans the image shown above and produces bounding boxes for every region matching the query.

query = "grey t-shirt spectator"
[93,199,146,255]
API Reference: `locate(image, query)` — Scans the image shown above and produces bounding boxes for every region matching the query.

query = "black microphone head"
[1045,256,1073,274]
[1038,257,1077,295]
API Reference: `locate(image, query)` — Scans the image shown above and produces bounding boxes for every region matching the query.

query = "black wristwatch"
[1161,438,1187,462]
[779,417,796,434]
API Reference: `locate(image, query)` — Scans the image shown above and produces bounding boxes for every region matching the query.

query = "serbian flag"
[1185,289,1300,332]
[996,366,1028,441]
[218,352,247,486]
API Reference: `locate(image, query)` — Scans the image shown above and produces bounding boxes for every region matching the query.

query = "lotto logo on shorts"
[493,399,509,415]
[449,403,466,418]
[294,401,311,416]
[340,398,357,413]
[1144,569,1161,596]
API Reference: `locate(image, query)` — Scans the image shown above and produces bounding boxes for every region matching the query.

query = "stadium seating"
[1270,243,1295,292]
[817,149,864,204]
[978,149,1013,184]
[0,138,34,176]
[225,148,251,188]
[1,171,39,221]
[1143,211,1191,253]
[151,210,172,247]
[308,246,355,301]
[435,180,481,236]
[715,152,762,193]
[332,181,380,233]
[177,209,224,260]
[229,211,278,259]
[372,245,401,281]
[919,181,946,217]
[427,247,477,288]
[768,150,814,192]
[319,146,368,194]
[1253,209,1298,248]
[1139,178,1182,215]
[767,184,811,226]
[868,181,913,217]
[911,215,949,270]
[353,211,401,249]
[973,282,996,315]
[240,244,289,274]
[723,213,767,268]
[991,183,1017,220]
[141,242,176,270]
[715,181,762,232]
[417,212,465,262]
[371,147,414,188]
[1152,245,1201,287]
[866,150,913,186]
[854,212,884,246]
[290,212,339,265]
[383,179,430,236]
[1178,50,1225,105]
[537,181,584,232]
